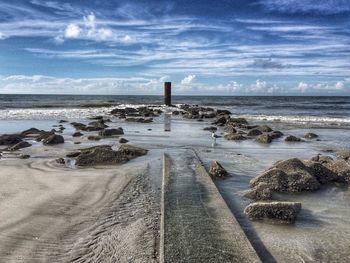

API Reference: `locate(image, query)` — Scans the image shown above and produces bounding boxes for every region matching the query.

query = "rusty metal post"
[164,82,171,106]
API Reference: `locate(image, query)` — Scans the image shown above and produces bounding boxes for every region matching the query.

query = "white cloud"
[181,74,196,85]
[65,23,81,38]
[297,82,308,92]
[335,81,344,90]
[0,32,6,39]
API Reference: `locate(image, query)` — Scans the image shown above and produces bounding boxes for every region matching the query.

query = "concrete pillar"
[164,82,171,106]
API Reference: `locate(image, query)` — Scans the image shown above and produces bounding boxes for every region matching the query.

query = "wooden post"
[164,82,171,106]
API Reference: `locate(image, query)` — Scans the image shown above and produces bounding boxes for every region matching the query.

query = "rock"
[21,128,42,136]
[75,147,129,166]
[172,110,180,115]
[43,134,64,145]
[247,129,263,137]
[303,160,338,184]
[304,132,318,139]
[88,135,102,141]
[243,182,273,201]
[118,144,148,159]
[119,138,129,143]
[258,125,273,132]
[224,134,247,141]
[250,158,320,192]
[35,131,54,142]
[85,120,108,131]
[244,201,302,224]
[125,117,153,123]
[223,123,237,134]
[7,141,32,151]
[324,159,350,184]
[88,116,103,120]
[216,109,231,115]
[212,116,227,126]
[285,135,302,142]
[66,151,81,158]
[228,118,248,125]
[19,154,30,159]
[270,131,284,139]
[56,158,65,164]
[71,122,87,130]
[336,149,350,161]
[209,161,228,178]
[72,132,83,137]
[59,120,68,123]
[74,142,81,144]
[203,126,217,132]
[99,128,124,137]
[255,134,272,144]
[0,134,24,145]
[310,155,333,163]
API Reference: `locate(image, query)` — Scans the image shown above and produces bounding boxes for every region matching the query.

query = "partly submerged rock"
[88,135,102,141]
[250,158,320,192]
[99,128,124,137]
[118,144,148,159]
[119,138,129,143]
[244,201,302,224]
[75,147,129,167]
[303,160,338,184]
[323,159,350,184]
[21,128,42,136]
[336,149,350,161]
[203,126,218,132]
[304,132,318,139]
[209,161,228,178]
[70,122,87,130]
[7,140,32,151]
[285,135,302,142]
[0,134,24,145]
[255,134,272,144]
[72,131,83,137]
[258,125,273,133]
[242,182,273,201]
[270,131,284,139]
[224,134,247,141]
[247,129,263,137]
[43,134,64,145]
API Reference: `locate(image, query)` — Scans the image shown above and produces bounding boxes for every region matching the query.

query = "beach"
[0,95,350,262]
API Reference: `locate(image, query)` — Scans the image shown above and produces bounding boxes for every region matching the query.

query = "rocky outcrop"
[85,120,108,131]
[209,161,228,178]
[0,134,24,145]
[72,132,83,137]
[203,126,217,132]
[7,141,32,151]
[242,182,272,201]
[43,134,64,145]
[336,149,350,161]
[99,128,124,137]
[244,201,302,224]
[247,129,263,137]
[258,125,272,132]
[119,138,128,143]
[70,122,87,130]
[75,147,129,166]
[118,144,148,159]
[224,134,247,141]
[250,158,320,192]
[21,128,43,136]
[255,134,272,144]
[285,135,302,142]
[270,130,284,139]
[304,133,318,139]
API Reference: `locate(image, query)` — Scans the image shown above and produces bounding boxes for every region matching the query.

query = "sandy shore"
[0,154,159,262]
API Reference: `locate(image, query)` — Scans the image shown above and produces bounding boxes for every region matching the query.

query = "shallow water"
[0,101,350,262]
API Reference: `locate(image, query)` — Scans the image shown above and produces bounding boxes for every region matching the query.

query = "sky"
[0,0,349,95]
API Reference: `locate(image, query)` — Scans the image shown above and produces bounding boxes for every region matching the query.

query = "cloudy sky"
[0,0,349,95]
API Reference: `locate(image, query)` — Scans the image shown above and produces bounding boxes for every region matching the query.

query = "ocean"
[0,95,350,128]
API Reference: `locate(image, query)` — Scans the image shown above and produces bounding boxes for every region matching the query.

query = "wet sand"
[0,151,160,262]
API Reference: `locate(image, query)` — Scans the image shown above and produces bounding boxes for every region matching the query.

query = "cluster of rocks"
[63,144,148,167]
[242,149,350,223]
[110,106,161,123]
[0,128,65,154]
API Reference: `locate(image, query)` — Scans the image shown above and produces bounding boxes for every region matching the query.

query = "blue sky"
[0,0,349,95]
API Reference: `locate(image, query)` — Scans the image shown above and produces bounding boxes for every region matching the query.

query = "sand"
[0,153,159,262]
